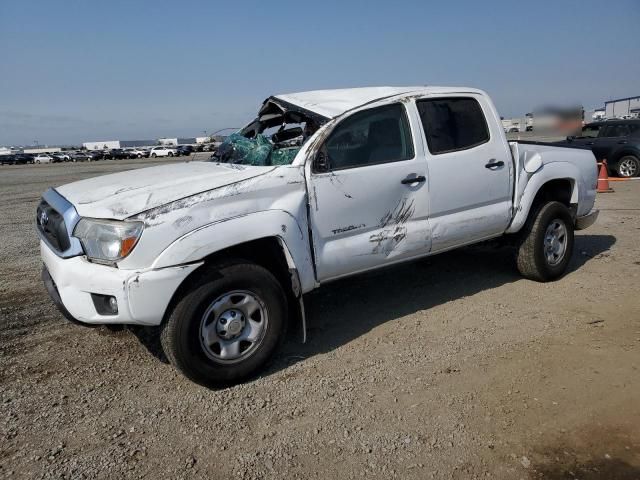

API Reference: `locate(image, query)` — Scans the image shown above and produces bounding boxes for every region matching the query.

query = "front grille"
[37,200,70,252]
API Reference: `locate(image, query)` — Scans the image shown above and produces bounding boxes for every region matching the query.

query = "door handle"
[401,175,426,185]
[485,160,504,169]
[618,140,628,144]
[586,142,594,145]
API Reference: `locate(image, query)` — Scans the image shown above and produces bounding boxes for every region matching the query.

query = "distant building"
[605,96,640,119]
[159,137,198,146]
[121,139,157,148]
[83,140,121,150]
[23,147,62,154]
[83,135,212,150]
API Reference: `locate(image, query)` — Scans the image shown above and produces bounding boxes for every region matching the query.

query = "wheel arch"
[610,147,640,166]
[161,235,308,343]
[154,211,316,342]
[507,162,582,234]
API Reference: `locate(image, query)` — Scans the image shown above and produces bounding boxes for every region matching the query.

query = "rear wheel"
[616,155,639,178]
[160,260,287,387]
[516,201,574,282]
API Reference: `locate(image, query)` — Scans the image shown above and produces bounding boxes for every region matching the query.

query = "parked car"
[15,154,35,164]
[34,154,53,164]
[70,151,92,162]
[0,155,16,165]
[88,151,104,161]
[109,149,129,160]
[0,154,33,165]
[37,86,598,387]
[126,148,146,159]
[51,152,71,162]
[149,146,177,158]
[176,145,194,156]
[556,119,640,177]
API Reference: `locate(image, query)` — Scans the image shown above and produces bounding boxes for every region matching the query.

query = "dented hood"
[56,161,275,220]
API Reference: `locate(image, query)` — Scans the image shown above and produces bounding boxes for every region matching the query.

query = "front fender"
[151,210,317,293]
[506,161,592,234]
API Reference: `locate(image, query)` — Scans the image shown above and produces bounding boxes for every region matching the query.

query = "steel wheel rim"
[619,158,637,177]
[199,290,268,364]
[544,218,568,266]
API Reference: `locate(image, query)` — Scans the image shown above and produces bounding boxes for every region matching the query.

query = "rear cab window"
[416,97,490,154]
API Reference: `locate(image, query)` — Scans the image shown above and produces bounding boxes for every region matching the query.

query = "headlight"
[73,218,143,264]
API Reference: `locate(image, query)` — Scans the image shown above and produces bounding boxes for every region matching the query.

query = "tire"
[168,152,174,157]
[160,260,288,388]
[615,155,639,178]
[515,201,574,282]
[152,153,157,158]
[35,160,41,164]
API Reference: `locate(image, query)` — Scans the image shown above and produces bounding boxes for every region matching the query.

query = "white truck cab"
[37,86,599,386]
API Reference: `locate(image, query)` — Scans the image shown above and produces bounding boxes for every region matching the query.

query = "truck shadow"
[131,234,615,374]
[276,233,616,368]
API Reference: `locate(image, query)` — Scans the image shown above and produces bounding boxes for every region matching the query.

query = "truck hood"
[56,161,275,220]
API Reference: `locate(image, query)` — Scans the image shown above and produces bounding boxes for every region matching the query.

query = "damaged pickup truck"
[37,86,599,387]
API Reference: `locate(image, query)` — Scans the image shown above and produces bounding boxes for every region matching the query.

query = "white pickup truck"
[37,86,599,387]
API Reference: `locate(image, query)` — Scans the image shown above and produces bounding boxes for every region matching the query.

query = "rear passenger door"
[415,95,513,252]
[593,124,631,161]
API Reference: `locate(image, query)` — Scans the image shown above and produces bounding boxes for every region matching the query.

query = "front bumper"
[575,209,599,230]
[41,240,202,326]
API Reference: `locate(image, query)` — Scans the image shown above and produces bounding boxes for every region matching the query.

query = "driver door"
[307,102,431,282]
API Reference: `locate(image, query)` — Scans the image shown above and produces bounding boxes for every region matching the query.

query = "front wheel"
[168,152,174,157]
[160,260,287,387]
[516,201,574,282]
[151,153,157,158]
[616,155,639,178]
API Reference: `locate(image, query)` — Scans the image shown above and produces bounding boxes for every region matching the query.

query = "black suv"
[108,149,129,160]
[1,154,34,165]
[558,119,640,177]
[176,145,194,156]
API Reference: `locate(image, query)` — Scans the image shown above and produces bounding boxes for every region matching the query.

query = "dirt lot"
[1,159,639,479]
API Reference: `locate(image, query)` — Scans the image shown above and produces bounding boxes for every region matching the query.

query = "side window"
[601,125,630,138]
[323,103,414,171]
[581,125,601,138]
[416,97,490,154]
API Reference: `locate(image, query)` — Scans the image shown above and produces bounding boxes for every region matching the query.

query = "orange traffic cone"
[597,159,614,193]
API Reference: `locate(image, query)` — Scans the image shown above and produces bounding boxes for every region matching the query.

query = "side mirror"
[314,151,330,173]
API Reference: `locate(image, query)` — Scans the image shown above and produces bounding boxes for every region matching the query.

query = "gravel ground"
[1,159,639,479]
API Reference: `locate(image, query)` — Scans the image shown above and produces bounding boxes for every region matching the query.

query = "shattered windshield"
[210,98,326,166]
[214,133,301,167]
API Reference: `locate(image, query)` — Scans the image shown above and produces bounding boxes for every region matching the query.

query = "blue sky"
[1,0,638,146]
